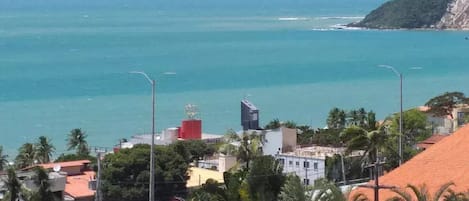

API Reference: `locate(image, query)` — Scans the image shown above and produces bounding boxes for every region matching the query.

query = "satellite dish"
[53,164,61,172]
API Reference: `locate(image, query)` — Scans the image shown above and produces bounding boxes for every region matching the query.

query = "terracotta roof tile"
[65,170,95,199]
[39,160,91,169]
[352,124,469,200]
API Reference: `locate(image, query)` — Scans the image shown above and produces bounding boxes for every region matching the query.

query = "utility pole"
[93,147,108,201]
[358,157,395,201]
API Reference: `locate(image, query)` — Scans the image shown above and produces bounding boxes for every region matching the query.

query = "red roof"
[352,124,469,200]
[39,160,91,169]
[416,134,448,149]
[65,170,96,199]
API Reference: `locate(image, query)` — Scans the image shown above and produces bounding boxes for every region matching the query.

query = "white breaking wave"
[315,16,364,20]
[163,71,177,75]
[278,17,309,21]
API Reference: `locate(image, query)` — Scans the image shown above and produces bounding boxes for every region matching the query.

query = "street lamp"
[130,71,156,201]
[378,64,403,166]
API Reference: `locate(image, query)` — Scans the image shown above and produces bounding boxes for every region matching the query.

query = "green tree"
[327,108,346,130]
[340,126,394,164]
[282,121,297,129]
[367,110,377,131]
[54,153,96,163]
[391,109,431,146]
[15,143,36,169]
[425,92,469,119]
[101,144,189,201]
[312,178,368,201]
[265,119,281,130]
[246,155,285,201]
[223,170,247,201]
[0,145,9,171]
[35,136,55,164]
[388,182,454,201]
[30,167,54,201]
[67,128,90,156]
[278,174,306,201]
[221,130,265,169]
[170,140,215,166]
[190,179,226,201]
[3,168,23,201]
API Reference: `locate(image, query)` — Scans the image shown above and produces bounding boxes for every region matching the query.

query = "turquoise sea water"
[1,0,469,156]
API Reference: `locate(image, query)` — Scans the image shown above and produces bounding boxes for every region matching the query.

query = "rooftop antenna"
[185,104,199,119]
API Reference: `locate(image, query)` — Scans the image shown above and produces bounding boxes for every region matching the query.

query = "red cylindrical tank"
[180,120,202,139]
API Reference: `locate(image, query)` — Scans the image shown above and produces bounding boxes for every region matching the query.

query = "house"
[419,105,469,134]
[276,146,361,186]
[0,169,66,201]
[351,124,469,200]
[24,160,96,201]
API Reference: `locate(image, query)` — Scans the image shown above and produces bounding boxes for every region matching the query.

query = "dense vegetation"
[349,0,453,29]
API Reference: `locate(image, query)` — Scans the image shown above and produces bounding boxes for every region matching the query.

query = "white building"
[276,146,357,186]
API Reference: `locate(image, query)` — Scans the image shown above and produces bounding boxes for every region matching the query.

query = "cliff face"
[437,0,469,29]
[350,0,469,29]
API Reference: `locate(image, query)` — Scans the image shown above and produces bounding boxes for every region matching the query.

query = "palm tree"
[278,174,306,201]
[15,143,36,169]
[0,145,9,171]
[340,126,394,164]
[67,128,89,156]
[35,136,55,164]
[388,182,454,201]
[443,189,469,201]
[312,178,368,201]
[221,130,265,169]
[3,167,22,201]
[30,167,54,201]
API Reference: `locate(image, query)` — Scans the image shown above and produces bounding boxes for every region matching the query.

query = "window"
[303,179,310,185]
[296,161,299,166]
[314,162,318,170]
[278,159,285,166]
[304,161,310,168]
[289,161,293,166]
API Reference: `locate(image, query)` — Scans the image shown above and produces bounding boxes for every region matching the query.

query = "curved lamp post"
[130,71,156,201]
[378,64,403,166]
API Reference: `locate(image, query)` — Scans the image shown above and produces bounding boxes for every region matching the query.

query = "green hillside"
[349,0,453,29]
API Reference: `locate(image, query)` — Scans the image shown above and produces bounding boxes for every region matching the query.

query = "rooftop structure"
[416,134,448,150]
[25,160,96,201]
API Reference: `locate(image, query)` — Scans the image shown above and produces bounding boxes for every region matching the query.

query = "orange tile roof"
[65,170,95,199]
[39,160,91,169]
[351,124,469,200]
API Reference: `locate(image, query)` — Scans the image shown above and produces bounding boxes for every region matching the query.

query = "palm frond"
[432,182,454,201]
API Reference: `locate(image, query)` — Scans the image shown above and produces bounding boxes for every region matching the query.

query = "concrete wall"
[281,127,297,153]
[218,154,237,172]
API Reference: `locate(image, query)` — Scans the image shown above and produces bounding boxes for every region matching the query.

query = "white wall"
[276,155,325,186]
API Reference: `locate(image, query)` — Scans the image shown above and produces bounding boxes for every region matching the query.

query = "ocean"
[1,0,469,156]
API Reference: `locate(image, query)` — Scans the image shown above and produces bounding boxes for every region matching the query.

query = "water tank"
[180,120,202,139]
[165,127,179,141]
